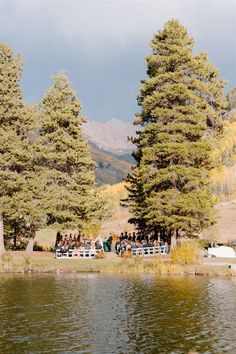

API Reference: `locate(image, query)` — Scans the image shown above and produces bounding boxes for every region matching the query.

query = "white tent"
[208,246,236,258]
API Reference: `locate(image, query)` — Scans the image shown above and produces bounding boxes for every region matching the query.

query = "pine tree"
[37,71,100,231]
[127,20,226,245]
[0,43,39,251]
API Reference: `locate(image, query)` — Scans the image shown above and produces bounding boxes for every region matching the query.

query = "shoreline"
[0,251,235,277]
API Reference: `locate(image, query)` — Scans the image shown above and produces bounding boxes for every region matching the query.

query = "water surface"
[0,273,236,353]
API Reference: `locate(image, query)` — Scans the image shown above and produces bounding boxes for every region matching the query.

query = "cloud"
[1,0,233,54]
[1,0,235,64]
[0,0,235,121]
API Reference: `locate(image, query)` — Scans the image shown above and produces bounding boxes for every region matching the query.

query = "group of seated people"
[115,231,170,256]
[55,231,170,257]
[56,234,102,255]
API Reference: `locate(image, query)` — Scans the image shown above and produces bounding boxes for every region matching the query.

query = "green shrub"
[171,241,201,265]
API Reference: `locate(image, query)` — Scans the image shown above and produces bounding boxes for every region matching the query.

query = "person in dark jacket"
[132,232,136,242]
[108,233,113,252]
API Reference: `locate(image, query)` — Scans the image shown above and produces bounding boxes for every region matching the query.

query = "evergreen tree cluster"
[0,19,229,251]
[126,20,226,245]
[0,45,106,251]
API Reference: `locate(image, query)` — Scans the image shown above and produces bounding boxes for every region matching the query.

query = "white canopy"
[208,246,236,258]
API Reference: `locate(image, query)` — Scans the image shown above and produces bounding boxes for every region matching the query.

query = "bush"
[171,241,201,265]
[198,239,211,248]
[33,242,44,251]
[121,251,132,259]
[95,251,105,259]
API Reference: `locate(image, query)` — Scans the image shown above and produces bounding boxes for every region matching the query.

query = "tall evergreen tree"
[0,43,38,252]
[126,20,226,245]
[37,71,100,231]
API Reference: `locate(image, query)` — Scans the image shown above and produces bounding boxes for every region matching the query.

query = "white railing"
[55,249,102,259]
[131,246,168,257]
[56,246,168,259]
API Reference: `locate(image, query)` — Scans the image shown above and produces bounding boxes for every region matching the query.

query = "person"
[137,232,141,243]
[132,232,136,242]
[55,232,62,246]
[148,240,154,247]
[95,241,102,250]
[120,232,124,241]
[142,240,149,248]
[128,233,132,241]
[61,241,69,254]
[103,236,109,252]
[119,241,126,256]
[84,242,90,250]
[56,240,63,253]
[115,240,120,254]
[107,233,113,252]
[95,235,104,250]
[126,242,131,252]
[90,241,96,250]
[68,241,74,250]
[164,242,169,253]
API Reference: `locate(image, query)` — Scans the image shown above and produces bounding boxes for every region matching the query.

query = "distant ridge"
[89,144,133,185]
[82,118,136,185]
[83,118,136,155]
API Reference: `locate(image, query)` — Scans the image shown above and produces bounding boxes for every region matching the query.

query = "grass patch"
[0,251,234,277]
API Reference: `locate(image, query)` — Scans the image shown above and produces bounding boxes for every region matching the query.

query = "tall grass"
[0,252,14,272]
[171,241,201,265]
[109,256,184,275]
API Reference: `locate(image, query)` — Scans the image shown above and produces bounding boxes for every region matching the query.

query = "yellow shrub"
[171,241,201,265]
[122,251,133,259]
[95,251,105,259]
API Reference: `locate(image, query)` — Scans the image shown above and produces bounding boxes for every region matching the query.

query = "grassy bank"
[0,251,235,277]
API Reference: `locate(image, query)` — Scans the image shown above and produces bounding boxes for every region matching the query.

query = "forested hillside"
[90,144,133,185]
[211,107,236,199]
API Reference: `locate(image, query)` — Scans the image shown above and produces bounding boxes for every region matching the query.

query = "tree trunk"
[0,212,5,252]
[13,235,16,249]
[26,238,34,253]
[26,226,36,253]
[13,223,17,249]
[171,230,177,249]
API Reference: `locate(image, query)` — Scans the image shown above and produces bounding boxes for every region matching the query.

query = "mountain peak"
[83,118,136,154]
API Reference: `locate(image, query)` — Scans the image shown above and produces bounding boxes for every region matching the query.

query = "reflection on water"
[0,274,236,353]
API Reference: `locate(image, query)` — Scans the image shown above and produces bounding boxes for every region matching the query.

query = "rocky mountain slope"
[83,118,136,154]
[90,144,133,185]
[83,118,136,184]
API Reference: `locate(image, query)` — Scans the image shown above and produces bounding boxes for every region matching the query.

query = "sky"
[0,0,235,122]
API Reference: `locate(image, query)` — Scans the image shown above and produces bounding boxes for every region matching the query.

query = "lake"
[0,273,236,353]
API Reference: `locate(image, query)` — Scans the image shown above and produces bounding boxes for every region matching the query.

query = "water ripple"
[0,274,236,353]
